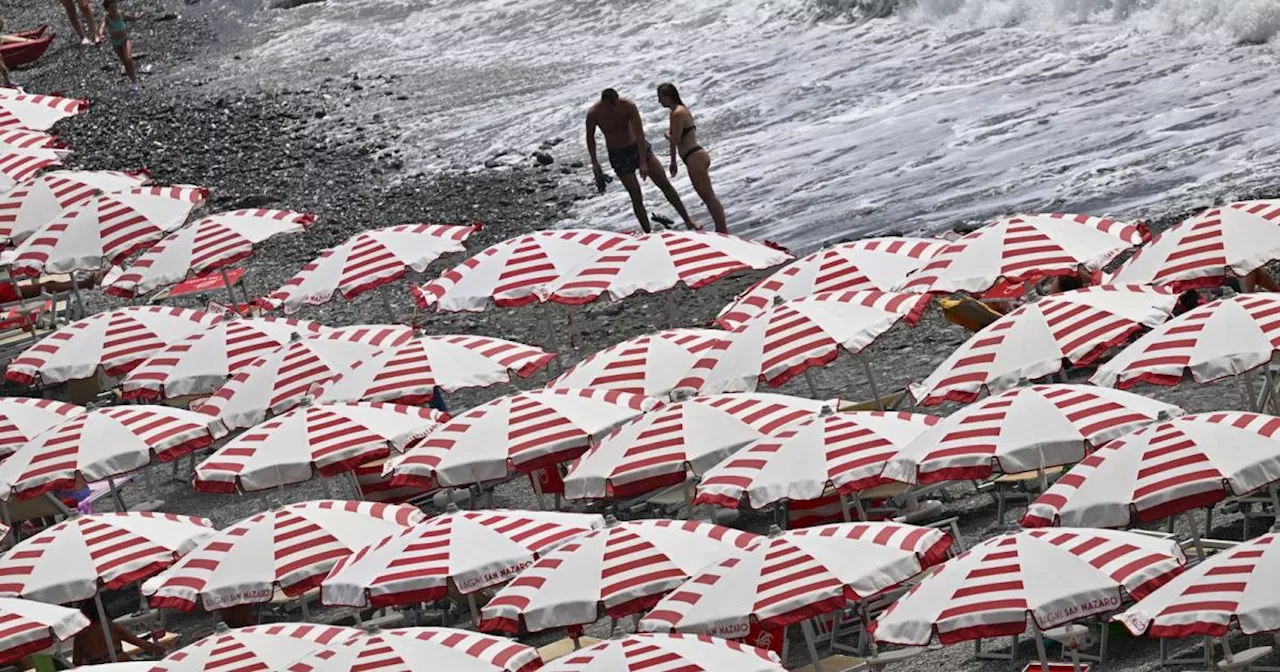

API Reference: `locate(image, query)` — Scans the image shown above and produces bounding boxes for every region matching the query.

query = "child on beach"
[97,0,138,92]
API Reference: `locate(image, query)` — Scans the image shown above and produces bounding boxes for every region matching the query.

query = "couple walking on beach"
[55,0,140,90]
[586,84,728,234]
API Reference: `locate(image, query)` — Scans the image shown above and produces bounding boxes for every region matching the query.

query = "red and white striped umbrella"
[311,334,556,404]
[286,627,542,672]
[546,328,732,399]
[196,324,413,434]
[321,509,604,608]
[1022,411,1280,528]
[193,402,447,493]
[882,384,1182,485]
[7,185,209,278]
[541,634,784,672]
[143,500,425,611]
[0,397,83,460]
[150,623,360,672]
[640,522,952,637]
[1109,201,1280,290]
[1115,531,1280,638]
[0,148,66,194]
[5,306,222,386]
[104,209,316,298]
[0,405,220,501]
[387,388,658,490]
[717,237,947,329]
[896,213,1147,295]
[1091,294,1280,390]
[0,93,87,131]
[695,409,940,510]
[0,169,150,247]
[0,129,61,150]
[121,317,328,401]
[0,512,214,604]
[564,393,831,500]
[481,520,760,634]
[541,231,791,305]
[871,528,1185,646]
[413,229,630,312]
[0,598,87,665]
[256,223,481,314]
[909,285,1177,405]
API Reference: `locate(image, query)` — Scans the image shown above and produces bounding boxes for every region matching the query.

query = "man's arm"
[626,102,650,179]
[113,623,166,657]
[585,111,606,193]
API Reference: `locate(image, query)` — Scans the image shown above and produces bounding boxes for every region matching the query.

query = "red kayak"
[0,34,54,69]
[14,25,48,40]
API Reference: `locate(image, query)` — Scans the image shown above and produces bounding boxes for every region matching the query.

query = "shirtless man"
[586,88,696,232]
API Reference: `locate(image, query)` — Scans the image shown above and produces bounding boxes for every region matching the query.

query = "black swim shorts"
[607,143,656,175]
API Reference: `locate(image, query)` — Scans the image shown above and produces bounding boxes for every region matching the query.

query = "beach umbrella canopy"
[1108,200,1280,290]
[149,623,360,672]
[193,402,447,493]
[1092,294,1280,390]
[716,237,947,329]
[909,285,1177,405]
[195,324,412,434]
[0,129,62,151]
[675,290,929,395]
[104,209,316,298]
[120,317,328,401]
[563,393,831,500]
[640,522,952,637]
[0,597,88,665]
[0,397,83,460]
[5,305,221,386]
[1022,411,1280,528]
[0,169,150,247]
[0,512,214,604]
[541,634,784,672]
[545,328,732,399]
[143,500,425,611]
[284,627,542,672]
[695,409,940,510]
[7,185,209,278]
[321,509,604,608]
[481,519,760,634]
[413,229,630,312]
[311,334,555,404]
[0,148,65,194]
[387,388,657,490]
[896,213,1147,295]
[882,384,1182,485]
[0,93,87,132]
[256,223,481,314]
[0,405,220,502]
[871,528,1186,646]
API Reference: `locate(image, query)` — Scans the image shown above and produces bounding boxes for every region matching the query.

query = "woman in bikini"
[658,82,727,234]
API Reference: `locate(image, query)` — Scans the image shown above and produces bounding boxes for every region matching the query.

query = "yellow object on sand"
[940,296,1002,332]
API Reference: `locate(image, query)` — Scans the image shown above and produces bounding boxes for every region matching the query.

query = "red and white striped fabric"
[193,402,447,493]
[0,93,87,132]
[871,528,1186,646]
[311,334,556,404]
[1115,532,1280,638]
[676,290,929,395]
[541,634,784,672]
[256,223,480,314]
[545,329,732,399]
[0,512,214,604]
[6,185,208,277]
[0,147,65,194]
[541,231,791,305]
[5,306,221,386]
[121,317,328,401]
[1109,201,1280,290]
[196,324,413,434]
[695,409,940,510]
[883,384,1182,485]
[413,229,630,312]
[0,397,83,459]
[387,388,658,490]
[143,500,425,611]
[105,209,316,298]
[150,623,360,672]
[0,169,150,247]
[910,285,1177,405]
[1022,412,1280,528]
[0,598,87,665]
[640,522,952,637]
[321,509,604,608]
[563,393,831,500]
[286,627,541,672]
[1091,294,1280,390]
[716,237,947,329]
[0,130,61,150]
[0,405,220,501]
[481,520,760,634]
[896,213,1147,295]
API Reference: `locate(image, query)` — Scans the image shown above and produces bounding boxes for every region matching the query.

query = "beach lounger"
[792,654,868,672]
[940,295,1003,332]
[537,637,601,664]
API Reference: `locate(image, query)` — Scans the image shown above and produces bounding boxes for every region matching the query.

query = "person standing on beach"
[98,0,138,92]
[658,82,727,234]
[57,0,99,45]
[586,88,697,233]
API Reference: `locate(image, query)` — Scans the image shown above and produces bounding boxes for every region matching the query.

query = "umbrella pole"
[541,309,560,375]
[803,369,820,398]
[1029,620,1050,672]
[94,591,119,663]
[466,592,480,625]
[858,354,884,411]
[799,619,825,672]
[665,293,676,329]
[219,268,239,310]
[530,470,546,511]
[837,493,852,523]
[108,475,125,512]
[319,475,333,499]
[1204,635,1215,669]
[69,272,86,318]
[1183,510,1206,559]
[345,470,362,500]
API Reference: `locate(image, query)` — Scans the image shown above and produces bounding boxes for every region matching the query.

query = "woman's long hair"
[657,82,683,106]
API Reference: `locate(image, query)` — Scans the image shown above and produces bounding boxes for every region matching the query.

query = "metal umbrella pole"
[858,353,884,410]
[218,268,240,310]
[93,591,120,662]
